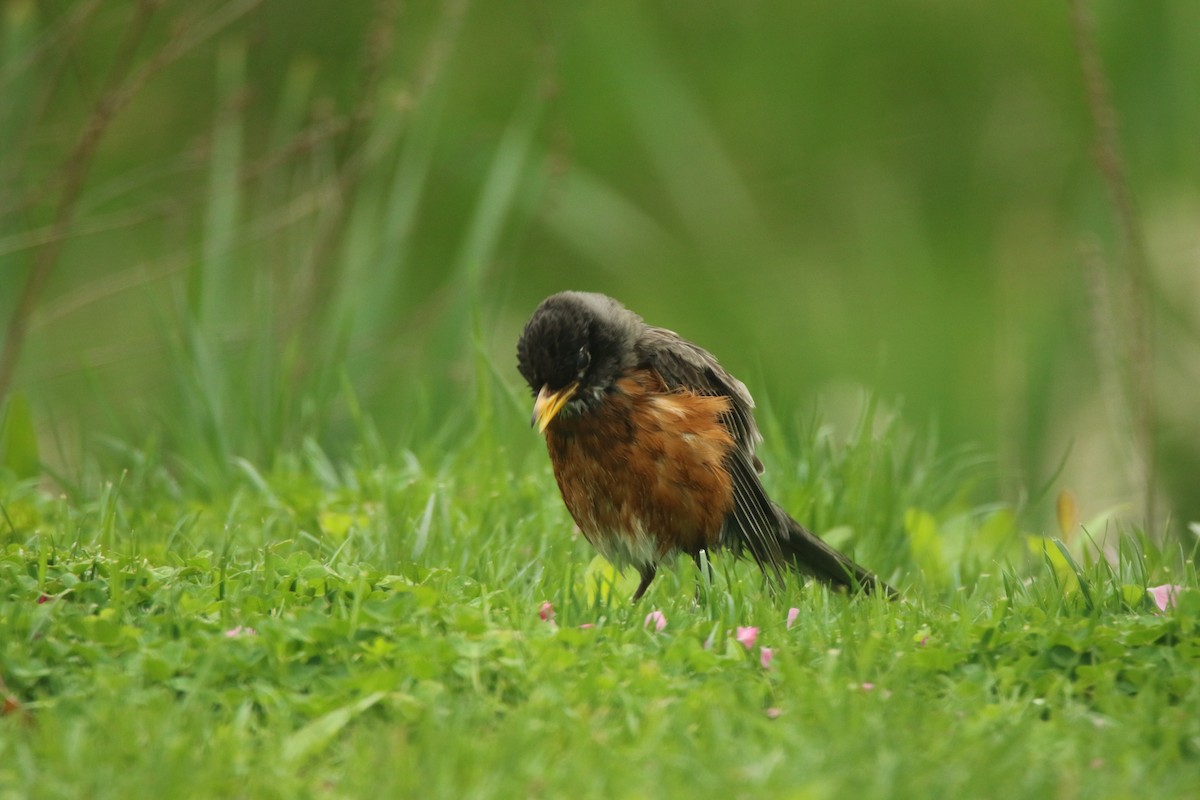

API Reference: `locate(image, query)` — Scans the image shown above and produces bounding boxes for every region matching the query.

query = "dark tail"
[722,455,897,598]
[776,507,898,598]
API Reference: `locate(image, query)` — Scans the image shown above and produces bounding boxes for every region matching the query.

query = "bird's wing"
[635,325,890,595]
[634,326,763,468]
[635,326,786,576]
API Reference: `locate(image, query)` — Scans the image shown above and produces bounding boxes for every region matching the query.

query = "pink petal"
[1147,584,1185,612]
[736,626,759,649]
[764,707,782,719]
[759,647,774,669]
[861,682,875,692]
[644,610,667,632]
[786,607,800,629]
[224,626,257,638]
[578,623,594,629]
[539,601,555,622]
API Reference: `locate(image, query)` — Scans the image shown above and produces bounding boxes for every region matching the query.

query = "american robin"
[517,291,896,602]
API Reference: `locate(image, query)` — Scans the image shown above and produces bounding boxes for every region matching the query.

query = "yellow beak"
[531,383,577,433]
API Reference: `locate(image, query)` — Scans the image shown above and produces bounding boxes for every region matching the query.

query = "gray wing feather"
[634,326,763,470]
[634,326,786,569]
[634,324,890,594]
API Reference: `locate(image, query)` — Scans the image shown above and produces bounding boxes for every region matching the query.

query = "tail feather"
[776,507,897,598]
[721,453,897,598]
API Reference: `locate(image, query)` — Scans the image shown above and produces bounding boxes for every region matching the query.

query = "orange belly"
[544,371,736,570]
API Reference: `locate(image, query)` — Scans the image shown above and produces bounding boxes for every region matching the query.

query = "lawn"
[2,2,1199,797]
[1,408,1197,799]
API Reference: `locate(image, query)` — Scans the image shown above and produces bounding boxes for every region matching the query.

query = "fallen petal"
[736,626,759,649]
[759,647,774,669]
[786,607,800,629]
[1147,584,1185,612]
[644,610,667,632]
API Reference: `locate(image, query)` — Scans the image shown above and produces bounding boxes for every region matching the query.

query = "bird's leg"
[692,550,715,604]
[631,564,657,603]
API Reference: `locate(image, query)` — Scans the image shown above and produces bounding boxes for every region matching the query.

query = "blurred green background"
[1,0,1197,534]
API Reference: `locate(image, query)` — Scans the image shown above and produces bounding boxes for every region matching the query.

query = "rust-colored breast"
[544,370,736,570]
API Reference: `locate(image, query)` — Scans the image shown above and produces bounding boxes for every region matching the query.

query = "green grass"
[1,411,1198,799]
[3,3,1200,797]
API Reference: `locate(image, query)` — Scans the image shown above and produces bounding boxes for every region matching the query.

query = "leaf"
[820,525,853,549]
[1120,584,1149,608]
[0,393,39,478]
[904,508,947,582]
[1047,644,1078,668]
[281,692,385,766]
[1055,489,1078,541]
[1026,536,1078,594]
[1052,539,1093,608]
[583,555,617,604]
[975,507,1016,556]
[318,511,355,541]
[1081,503,1131,537]
[582,555,637,605]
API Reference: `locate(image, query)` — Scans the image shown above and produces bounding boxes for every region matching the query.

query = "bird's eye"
[575,346,591,375]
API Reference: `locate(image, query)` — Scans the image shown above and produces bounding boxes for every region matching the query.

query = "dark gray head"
[516,291,643,429]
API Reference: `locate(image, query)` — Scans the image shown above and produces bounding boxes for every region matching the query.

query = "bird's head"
[516,291,642,432]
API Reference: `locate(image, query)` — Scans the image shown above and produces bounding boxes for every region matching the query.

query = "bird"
[516,291,896,603]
